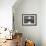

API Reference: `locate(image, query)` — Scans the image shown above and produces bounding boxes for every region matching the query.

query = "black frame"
[22,14,37,26]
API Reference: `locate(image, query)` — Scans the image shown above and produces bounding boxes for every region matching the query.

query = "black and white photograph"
[22,14,37,26]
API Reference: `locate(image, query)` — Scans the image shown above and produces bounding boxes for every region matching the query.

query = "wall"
[0,0,17,39]
[41,0,46,46]
[13,0,41,46]
[0,0,16,30]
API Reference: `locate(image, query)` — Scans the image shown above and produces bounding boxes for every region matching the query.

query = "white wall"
[0,0,16,29]
[0,0,17,39]
[13,0,41,46]
[41,0,46,46]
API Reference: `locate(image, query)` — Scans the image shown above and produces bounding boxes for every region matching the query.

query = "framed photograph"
[22,14,37,26]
